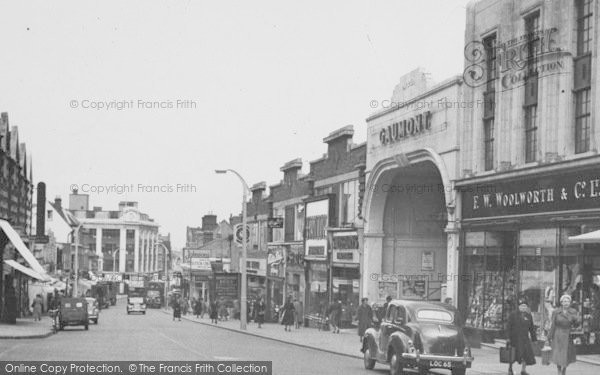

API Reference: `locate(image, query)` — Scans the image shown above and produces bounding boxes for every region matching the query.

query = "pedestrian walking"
[280,296,295,331]
[256,297,266,328]
[210,299,219,324]
[173,296,182,321]
[293,299,303,329]
[201,299,208,319]
[506,297,537,375]
[193,297,202,318]
[379,295,392,321]
[328,300,342,334]
[32,294,43,321]
[548,294,580,375]
[357,298,373,342]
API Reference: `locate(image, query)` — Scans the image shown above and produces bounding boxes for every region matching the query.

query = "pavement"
[162,309,600,374]
[0,317,53,339]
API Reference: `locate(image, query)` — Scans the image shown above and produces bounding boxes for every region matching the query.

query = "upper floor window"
[524,105,539,162]
[575,88,592,153]
[341,180,358,225]
[525,11,540,67]
[484,119,495,171]
[577,0,594,55]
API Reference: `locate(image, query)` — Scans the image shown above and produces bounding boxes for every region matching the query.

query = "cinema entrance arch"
[362,149,459,304]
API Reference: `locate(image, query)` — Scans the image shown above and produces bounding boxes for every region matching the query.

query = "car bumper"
[401,353,473,368]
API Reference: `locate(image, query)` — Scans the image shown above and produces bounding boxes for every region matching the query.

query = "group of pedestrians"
[506,295,580,375]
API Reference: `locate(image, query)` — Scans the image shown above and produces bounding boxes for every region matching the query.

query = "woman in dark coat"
[193,298,202,318]
[209,299,219,324]
[172,296,182,321]
[280,296,295,331]
[256,297,266,328]
[548,294,579,375]
[506,297,537,375]
[357,298,373,342]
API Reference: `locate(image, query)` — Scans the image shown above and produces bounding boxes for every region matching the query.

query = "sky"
[0,0,471,249]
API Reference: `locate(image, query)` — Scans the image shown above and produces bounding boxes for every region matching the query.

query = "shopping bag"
[541,344,552,366]
[499,344,516,363]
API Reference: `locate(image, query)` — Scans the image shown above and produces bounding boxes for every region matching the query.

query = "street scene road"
[0,301,366,375]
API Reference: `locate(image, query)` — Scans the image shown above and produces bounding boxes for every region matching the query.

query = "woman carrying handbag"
[548,294,580,375]
[506,297,537,375]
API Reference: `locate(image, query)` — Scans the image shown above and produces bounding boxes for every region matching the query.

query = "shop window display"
[464,232,517,332]
[558,226,600,350]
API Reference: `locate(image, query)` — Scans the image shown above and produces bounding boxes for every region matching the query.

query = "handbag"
[541,343,552,366]
[499,343,516,363]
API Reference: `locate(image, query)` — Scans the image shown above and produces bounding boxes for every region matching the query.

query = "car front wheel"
[363,347,376,370]
[389,352,404,375]
[451,368,466,375]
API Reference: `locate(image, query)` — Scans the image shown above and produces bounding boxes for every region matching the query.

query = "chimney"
[250,182,267,203]
[280,158,303,184]
[36,182,46,238]
[54,195,62,208]
[323,125,354,156]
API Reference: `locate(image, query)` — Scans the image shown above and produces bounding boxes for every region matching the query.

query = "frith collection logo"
[463,27,567,90]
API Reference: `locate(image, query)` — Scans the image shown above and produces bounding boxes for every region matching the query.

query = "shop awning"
[3,260,49,281]
[0,219,47,276]
[568,230,600,244]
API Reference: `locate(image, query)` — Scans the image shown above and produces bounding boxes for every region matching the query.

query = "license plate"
[429,360,452,369]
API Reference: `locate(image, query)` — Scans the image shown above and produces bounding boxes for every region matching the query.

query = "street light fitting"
[215,170,227,174]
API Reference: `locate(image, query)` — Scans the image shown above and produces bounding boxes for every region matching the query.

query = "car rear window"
[76,302,83,308]
[416,309,453,323]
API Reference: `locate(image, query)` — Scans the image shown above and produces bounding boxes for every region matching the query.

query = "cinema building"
[362,68,464,308]
[457,0,600,353]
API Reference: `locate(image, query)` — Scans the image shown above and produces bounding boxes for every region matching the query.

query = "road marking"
[149,327,210,360]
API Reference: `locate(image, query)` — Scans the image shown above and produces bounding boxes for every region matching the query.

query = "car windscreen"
[416,309,453,323]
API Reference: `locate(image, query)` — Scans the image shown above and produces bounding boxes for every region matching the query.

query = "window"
[575,88,592,153]
[524,12,540,162]
[416,309,453,323]
[577,0,594,55]
[525,105,538,162]
[574,0,593,153]
[341,180,358,225]
[284,205,295,242]
[483,34,497,171]
[484,119,495,171]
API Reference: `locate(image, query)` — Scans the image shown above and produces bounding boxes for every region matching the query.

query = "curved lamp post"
[215,169,249,330]
[156,241,171,310]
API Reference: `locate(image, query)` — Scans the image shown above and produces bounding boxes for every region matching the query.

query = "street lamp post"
[72,223,83,298]
[157,242,171,310]
[112,248,120,274]
[215,169,249,330]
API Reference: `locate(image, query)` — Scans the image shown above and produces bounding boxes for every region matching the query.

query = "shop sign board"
[462,168,600,219]
[267,217,283,228]
[183,249,210,262]
[378,281,399,300]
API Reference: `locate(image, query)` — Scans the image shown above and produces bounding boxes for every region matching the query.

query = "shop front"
[330,230,360,326]
[304,197,331,318]
[459,163,600,353]
[266,245,285,321]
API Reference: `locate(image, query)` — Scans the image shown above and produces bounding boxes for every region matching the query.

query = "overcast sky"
[0,0,470,249]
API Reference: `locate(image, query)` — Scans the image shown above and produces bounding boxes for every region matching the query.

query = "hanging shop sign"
[462,168,600,219]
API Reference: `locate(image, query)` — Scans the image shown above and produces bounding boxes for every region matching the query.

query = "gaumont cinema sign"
[379,111,432,145]
[462,168,600,219]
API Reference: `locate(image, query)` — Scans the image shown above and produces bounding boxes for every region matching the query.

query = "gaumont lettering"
[379,111,431,145]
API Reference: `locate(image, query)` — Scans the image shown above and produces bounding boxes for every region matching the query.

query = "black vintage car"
[361,300,473,375]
